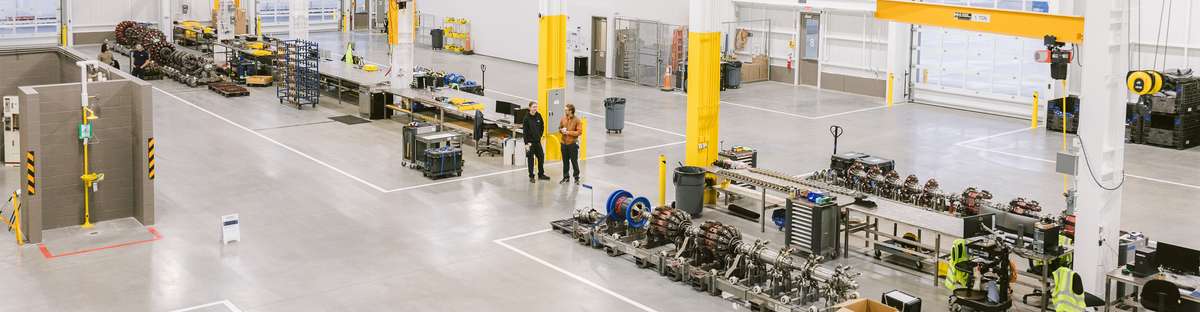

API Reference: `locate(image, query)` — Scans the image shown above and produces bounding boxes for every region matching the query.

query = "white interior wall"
[732,0,886,80]
[1130,0,1200,74]
[420,0,692,68]
[71,0,189,34]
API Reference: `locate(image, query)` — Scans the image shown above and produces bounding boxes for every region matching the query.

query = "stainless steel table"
[843,204,962,286]
[1104,269,1200,311]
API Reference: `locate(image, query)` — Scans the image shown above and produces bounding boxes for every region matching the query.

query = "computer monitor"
[513,108,529,124]
[1157,242,1200,275]
[963,213,996,239]
[495,101,515,115]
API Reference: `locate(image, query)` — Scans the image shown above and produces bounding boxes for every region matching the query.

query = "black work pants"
[527,143,545,178]
[561,143,579,180]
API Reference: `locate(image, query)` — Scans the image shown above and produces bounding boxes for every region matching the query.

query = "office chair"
[1022,259,1062,305]
[1141,279,1182,311]
[473,110,501,157]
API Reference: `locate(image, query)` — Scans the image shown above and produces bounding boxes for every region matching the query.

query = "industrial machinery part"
[548,205,860,312]
[114,21,228,87]
[605,190,653,234]
[647,205,690,249]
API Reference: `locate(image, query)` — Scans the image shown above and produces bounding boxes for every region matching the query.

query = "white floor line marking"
[494,239,660,312]
[719,100,816,120]
[383,141,684,192]
[486,89,686,137]
[808,103,904,119]
[954,125,1045,146]
[495,229,552,242]
[170,300,243,312]
[958,144,1200,190]
[1126,174,1200,190]
[577,110,686,137]
[158,88,391,192]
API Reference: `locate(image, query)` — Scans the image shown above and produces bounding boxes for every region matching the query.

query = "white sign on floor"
[221,214,240,244]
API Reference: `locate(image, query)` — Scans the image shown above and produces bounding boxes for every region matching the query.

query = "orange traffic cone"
[661,66,675,91]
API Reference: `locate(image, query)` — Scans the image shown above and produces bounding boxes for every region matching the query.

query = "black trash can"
[574,56,589,76]
[431,29,444,50]
[722,61,743,90]
[674,166,706,217]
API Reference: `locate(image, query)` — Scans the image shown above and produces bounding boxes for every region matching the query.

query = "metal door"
[591,17,607,76]
[635,20,661,86]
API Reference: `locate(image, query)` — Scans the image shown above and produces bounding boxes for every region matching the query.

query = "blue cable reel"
[605,190,653,229]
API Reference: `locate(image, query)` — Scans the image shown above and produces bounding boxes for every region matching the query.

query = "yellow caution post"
[659,155,667,207]
[1031,91,1040,128]
[886,72,895,107]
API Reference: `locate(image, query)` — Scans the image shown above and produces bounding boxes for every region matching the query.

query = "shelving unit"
[443,17,472,54]
[276,39,320,109]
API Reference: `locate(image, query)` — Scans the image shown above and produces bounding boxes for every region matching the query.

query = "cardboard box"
[741,54,769,82]
[836,299,900,312]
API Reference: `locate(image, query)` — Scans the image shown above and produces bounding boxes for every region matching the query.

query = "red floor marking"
[38,227,162,259]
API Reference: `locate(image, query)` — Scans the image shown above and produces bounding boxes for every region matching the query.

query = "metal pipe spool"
[572,208,604,226]
[605,190,653,229]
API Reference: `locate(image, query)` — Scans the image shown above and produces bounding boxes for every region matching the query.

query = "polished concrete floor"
[1,30,1197,311]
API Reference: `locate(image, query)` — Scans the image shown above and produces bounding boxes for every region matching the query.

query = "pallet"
[1144,128,1200,150]
[209,82,250,97]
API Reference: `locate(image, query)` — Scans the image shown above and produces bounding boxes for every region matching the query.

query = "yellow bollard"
[579,117,588,161]
[1031,91,1040,128]
[658,155,667,207]
[886,73,895,107]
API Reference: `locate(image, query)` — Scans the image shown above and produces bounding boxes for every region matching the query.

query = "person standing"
[523,101,550,183]
[131,44,150,79]
[98,43,118,70]
[558,104,582,184]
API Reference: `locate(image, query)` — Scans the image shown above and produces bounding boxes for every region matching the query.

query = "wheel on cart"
[874,250,882,259]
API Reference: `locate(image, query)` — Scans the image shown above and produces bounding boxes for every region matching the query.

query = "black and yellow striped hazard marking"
[24,152,34,195]
[147,138,155,180]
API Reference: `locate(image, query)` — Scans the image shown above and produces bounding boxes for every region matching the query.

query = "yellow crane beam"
[875,0,1084,43]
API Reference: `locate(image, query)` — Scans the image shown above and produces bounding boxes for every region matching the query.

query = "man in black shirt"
[522,101,550,183]
[131,44,150,79]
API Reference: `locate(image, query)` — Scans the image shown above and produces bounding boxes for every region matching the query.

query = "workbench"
[842,202,962,287]
[384,86,523,139]
[318,59,387,110]
[1104,268,1200,311]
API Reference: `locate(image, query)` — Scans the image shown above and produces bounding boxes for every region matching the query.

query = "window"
[257,0,339,25]
[911,0,1053,115]
[0,0,59,38]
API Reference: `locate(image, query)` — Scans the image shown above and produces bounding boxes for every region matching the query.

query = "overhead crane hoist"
[876,0,1131,295]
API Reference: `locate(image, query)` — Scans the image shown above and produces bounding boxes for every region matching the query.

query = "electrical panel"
[546,88,565,132]
[3,96,18,164]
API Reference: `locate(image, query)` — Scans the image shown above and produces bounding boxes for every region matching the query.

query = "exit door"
[592,16,607,76]
[799,13,820,86]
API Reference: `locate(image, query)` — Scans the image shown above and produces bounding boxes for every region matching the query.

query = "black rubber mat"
[329,115,370,125]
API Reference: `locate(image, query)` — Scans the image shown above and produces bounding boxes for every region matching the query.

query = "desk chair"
[1023,259,1062,305]
[473,111,501,157]
[1142,279,1182,311]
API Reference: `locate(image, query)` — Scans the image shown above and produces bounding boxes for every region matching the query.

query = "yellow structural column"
[688,0,721,204]
[686,0,721,169]
[538,0,567,161]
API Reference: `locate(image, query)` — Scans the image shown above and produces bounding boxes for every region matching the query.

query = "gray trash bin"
[674,166,706,217]
[604,97,626,134]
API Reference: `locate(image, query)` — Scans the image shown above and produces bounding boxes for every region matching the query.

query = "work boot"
[574,177,581,185]
[559,178,569,184]
[538,175,551,180]
[530,176,536,183]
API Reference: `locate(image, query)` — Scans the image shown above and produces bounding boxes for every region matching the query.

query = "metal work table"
[1104,269,1200,311]
[385,86,523,138]
[318,59,386,107]
[843,203,962,287]
[1010,246,1074,311]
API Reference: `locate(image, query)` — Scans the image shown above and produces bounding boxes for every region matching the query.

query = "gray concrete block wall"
[27,82,140,230]
[0,52,62,97]
[13,47,154,243]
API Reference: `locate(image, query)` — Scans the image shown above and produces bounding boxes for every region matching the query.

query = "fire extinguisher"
[787,52,794,70]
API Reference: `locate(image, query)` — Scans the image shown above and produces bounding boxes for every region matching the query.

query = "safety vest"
[944,239,970,290]
[1052,267,1086,312]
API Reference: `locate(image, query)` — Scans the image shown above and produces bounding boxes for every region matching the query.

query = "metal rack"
[276,39,319,109]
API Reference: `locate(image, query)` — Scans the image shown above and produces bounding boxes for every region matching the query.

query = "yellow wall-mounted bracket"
[875,0,1084,43]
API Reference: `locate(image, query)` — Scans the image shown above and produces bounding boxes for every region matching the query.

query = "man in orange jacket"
[558,104,582,184]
